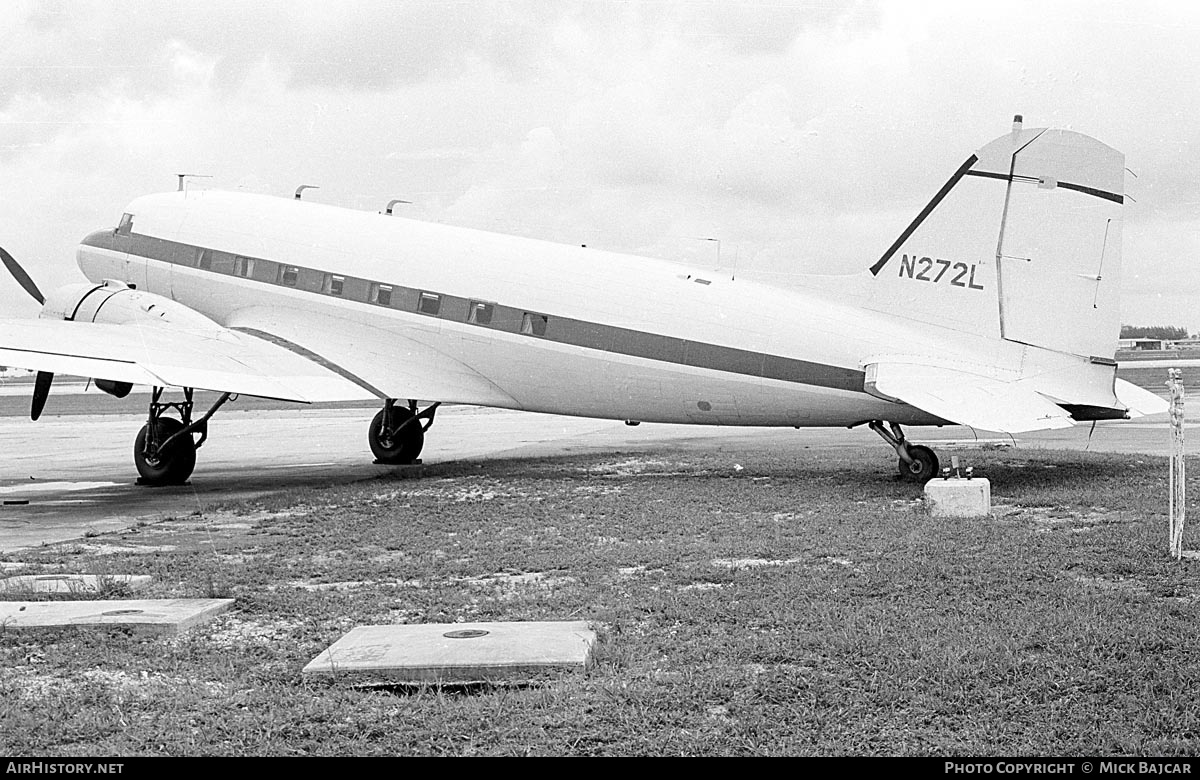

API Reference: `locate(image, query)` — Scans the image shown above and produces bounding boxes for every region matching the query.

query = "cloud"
[2,1,563,111]
[2,0,1200,332]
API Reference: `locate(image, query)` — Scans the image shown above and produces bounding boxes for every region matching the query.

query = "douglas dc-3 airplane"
[0,117,1168,486]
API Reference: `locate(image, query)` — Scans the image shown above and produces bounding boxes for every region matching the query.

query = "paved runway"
[0,385,1191,553]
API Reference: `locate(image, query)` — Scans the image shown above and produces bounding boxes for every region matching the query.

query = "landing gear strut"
[134,387,231,486]
[370,399,439,464]
[869,420,940,483]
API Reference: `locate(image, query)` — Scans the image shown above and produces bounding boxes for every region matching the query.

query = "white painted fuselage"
[73,189,1117,429]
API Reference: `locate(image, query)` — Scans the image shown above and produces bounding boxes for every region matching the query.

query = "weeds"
[93,575,134,600]
[1,446,1198,755]
[198,568,234,600]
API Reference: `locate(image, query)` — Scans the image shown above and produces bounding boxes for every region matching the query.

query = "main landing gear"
[129,392,439,485]
[369,399,439,464]
[134,387,231,486]
[868,420,940,483]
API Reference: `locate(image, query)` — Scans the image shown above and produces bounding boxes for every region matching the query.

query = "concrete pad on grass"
[303,620,597,684]
[0,573,152,596]
[925,477,992,518]
[0,598,234,635]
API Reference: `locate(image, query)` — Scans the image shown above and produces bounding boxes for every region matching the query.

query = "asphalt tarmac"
[0,383,1192,553]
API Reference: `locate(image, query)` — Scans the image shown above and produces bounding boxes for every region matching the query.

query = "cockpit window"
[117,213,134,236]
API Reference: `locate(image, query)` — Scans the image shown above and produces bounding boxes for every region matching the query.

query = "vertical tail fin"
[867,118,1124,359]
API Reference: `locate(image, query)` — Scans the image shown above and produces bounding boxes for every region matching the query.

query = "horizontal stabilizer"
[865,361,1075,433]
[1114,378,1169,418]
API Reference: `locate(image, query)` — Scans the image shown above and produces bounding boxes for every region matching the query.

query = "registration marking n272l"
[898,254,984,290]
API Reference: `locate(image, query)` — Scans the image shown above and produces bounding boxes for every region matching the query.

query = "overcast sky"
[1,0,1197,331]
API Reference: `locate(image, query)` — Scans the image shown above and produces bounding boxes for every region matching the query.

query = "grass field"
[2,445,1199,756]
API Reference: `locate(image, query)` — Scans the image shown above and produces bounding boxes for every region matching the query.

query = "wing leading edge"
[0,318,377,403]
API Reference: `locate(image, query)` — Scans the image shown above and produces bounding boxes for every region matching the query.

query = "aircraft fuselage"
[72,189,1113,428]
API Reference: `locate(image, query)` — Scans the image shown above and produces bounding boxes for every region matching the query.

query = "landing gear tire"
[370,408,424,464]
[134,417,196,486]
[898,444,939,483]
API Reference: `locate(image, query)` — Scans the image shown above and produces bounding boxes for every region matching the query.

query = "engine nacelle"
[94,379,133,398]
[39,282,101,321]
[39,279,223,332]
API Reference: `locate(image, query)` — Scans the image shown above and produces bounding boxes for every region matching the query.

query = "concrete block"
[303,620,597,684]
[0,573,151,596]
[924,477,991,518]
[0,598,234,635]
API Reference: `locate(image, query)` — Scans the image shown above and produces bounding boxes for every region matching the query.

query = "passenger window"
[418,292,441,315]
[196,248,212,270]
[280,266,299,286]
[521,312,548,337]
[468,301,494,325]
[325,274,345,296]
[371,283,393,306]
[234,256,253,277]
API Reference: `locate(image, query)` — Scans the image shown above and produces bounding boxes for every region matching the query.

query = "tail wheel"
[134,417,196,485]
[899,444,939,483]
[369,407,424,464]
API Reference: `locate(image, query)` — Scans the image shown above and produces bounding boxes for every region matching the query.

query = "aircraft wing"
[224,306,521,407]
[865,361,1076,433]
[0,318,377,403]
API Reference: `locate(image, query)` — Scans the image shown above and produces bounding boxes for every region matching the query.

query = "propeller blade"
[31,371,53,421]
[0,245,44,305]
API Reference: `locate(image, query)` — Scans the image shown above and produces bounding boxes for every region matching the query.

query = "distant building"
[1117,338,1164,351]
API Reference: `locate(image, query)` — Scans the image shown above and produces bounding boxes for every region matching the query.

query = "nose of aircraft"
[76,228,125,282]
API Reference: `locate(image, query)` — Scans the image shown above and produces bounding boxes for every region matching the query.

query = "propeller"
[0,244,45,304]
[0,245,53,418]
[31,371,53,421]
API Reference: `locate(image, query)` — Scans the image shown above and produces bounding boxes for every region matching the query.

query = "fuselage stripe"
[965,169,1123,203]
[869,154,979,277]
[81,231,868,394]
